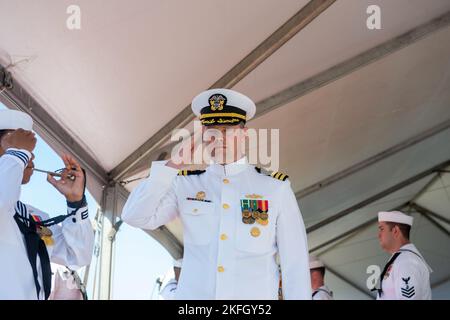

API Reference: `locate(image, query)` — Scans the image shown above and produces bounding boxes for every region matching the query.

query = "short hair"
[0,130,10,142]
[311,267,325,277]
[386,222,411,240]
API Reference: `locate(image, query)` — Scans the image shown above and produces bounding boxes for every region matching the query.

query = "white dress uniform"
[123,89,310,299]
[0,110,94,300]
[377,243,432,300]
[312,285,333,300]
[122,89,311,300]
[122,157,311,299]
[376,211,432,300]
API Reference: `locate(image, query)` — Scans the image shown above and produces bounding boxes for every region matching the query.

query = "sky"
[1,103,174,299]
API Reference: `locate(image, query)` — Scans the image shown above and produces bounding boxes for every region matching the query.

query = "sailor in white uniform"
[309,255,333,300]
[0,110,94,300]
[159,258,182,300]
[375,211,432,300]
[122,88,311,300]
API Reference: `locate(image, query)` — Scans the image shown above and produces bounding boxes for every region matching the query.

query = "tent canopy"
[1,0,449,299]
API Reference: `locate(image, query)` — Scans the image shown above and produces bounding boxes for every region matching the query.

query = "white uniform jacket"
[0,148,94,300]
[122,157,311,300]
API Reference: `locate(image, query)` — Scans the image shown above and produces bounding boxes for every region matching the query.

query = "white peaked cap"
[309,255,325,269]
[0,109,33,131]
[378,211,413,226]
[191,88,256,121]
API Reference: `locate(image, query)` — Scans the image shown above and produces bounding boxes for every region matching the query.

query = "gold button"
[222,204,230,209]
[250,227,261,237]
[220,234,228,240]
[218,266,225,273]
[223,178,229,184]
[193,208,198,213]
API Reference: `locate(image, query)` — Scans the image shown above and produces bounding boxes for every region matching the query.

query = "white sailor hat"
[309,255,325,269]
[0,109,33,131]
[173,258,183,268]
[191,88,256,126]
[378,211,413,226]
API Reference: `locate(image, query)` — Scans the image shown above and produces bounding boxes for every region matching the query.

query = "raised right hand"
[1,129,37,153]
[166,132,203,170]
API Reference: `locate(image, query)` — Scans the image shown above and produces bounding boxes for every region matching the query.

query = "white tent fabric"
[1,0,449,299]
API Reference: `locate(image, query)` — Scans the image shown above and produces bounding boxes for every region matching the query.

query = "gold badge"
[242,209,252,219]
[209,94,226,111]
[41,236,54,246]
[37,226,53,237]
[259,212,269,220]
[250,227,261,237]
[242,217,255,224]
[196,191,206,201]
[257,219,269,226]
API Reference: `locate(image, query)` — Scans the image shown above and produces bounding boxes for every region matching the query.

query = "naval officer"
[122,88,311,299]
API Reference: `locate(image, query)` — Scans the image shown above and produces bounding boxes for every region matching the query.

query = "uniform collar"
[206,156,250,176]
[397,243,433,273]
[316,285,331,294]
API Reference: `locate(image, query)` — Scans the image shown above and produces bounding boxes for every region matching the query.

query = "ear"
[392,225,400,237]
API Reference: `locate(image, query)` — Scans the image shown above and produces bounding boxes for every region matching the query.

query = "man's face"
[378,222,395,252]
[0,129,35,184]
[202,124,247,164]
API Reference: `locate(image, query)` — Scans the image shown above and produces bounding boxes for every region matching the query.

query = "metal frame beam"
[111,10,450,182]
[0,65,108,186]
[110,0,337,181]
[310,217,378,253]
[257,10,450,119]
[96,184,120,300]
[410,203,450,225]
[306,159,450,233]
[411,204,450,237]
[420,213,450,237]
[309,202,408,254]
[296,119,450,199]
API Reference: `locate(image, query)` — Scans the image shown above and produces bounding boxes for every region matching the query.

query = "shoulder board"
[270,171,289,181]
[255,167,289,181]
[177,170,206,176]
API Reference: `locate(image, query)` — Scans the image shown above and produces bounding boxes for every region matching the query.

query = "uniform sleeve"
[34,198,94,268]
[276,181,311,300]
[0,148,30,217]
[394,258,424,300]
[50,198,94,268]
[121,161,180,230]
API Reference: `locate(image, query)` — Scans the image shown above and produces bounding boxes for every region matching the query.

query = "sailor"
[159,258,182,300]
[0,109,94,300]
[375,211,432,300]
[122,88,311,299]
[309,255,333,300]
